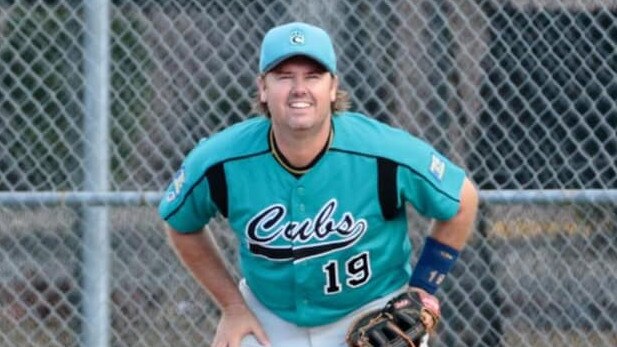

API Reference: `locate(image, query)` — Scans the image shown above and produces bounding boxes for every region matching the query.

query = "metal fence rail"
[1,0,616,346]
[1,190,617,207]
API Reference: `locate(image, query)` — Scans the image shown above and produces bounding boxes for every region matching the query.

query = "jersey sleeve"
[158,146,219,233]
[398,143,466,221]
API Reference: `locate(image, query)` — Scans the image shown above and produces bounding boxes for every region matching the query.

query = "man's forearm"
[409,178,479,293]
[166,226,245,309]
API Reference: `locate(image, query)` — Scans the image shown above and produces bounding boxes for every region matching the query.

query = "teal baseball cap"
[259,22,336,74]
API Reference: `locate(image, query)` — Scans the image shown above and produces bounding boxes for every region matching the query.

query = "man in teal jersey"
[159,22,478,347]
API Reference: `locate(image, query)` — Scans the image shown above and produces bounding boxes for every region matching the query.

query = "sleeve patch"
[166,166,186,202]
[429,154,446,182]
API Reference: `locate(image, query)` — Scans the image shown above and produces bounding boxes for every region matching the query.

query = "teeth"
[290,102,311,108]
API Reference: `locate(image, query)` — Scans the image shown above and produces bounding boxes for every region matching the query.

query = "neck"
[271,123,332,169]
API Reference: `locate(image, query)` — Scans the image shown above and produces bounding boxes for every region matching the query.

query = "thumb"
[252,325,271,347]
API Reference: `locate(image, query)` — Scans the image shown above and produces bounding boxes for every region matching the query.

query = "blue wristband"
[409,237,460,294]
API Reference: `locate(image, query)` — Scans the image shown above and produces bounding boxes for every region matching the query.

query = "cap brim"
[262,53,332,74]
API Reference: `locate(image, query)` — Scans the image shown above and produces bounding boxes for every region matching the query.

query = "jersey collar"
[269,126,334,176]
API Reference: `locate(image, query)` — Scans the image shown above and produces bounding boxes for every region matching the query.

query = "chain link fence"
[1,0,616,346]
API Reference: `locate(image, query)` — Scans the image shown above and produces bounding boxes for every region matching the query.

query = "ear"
[257,75,267,103]
[330,74,339,102]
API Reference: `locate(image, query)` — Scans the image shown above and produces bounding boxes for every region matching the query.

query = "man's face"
[258,56,338,132]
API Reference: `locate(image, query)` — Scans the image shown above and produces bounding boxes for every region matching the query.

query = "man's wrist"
[409,237,460,294]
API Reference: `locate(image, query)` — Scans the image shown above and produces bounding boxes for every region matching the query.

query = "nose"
[290,77,308,96]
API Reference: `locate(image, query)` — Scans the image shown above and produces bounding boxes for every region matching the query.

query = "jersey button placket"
[292,184,309,319]
[296,185,306,214]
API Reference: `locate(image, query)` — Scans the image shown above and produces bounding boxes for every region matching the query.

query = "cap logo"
[289,30,305,45]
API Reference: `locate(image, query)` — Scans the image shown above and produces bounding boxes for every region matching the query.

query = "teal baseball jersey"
[159,112,465,327]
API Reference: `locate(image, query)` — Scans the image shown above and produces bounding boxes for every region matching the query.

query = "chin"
[286,114,314,129]
[288,122,313,131]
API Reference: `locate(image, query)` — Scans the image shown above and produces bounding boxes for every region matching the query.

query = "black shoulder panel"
[206,163,228,218]
[377,157,401,220]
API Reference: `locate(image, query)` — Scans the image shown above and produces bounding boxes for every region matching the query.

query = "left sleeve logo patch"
[429,154,446,182]
[166,166,186,202]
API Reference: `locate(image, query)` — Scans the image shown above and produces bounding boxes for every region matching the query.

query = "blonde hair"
[250,75,351,116]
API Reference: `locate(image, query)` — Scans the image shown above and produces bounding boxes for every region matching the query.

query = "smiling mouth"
[289,101,312,109]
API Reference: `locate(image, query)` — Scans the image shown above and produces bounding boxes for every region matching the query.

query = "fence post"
[81,1,111,346]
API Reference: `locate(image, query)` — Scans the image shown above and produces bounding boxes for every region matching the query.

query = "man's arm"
[346,179,478,346]
[166,225,270,347]
[430,177,478,249]
[409,177,479,294]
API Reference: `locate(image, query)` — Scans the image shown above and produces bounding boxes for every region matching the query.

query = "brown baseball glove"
[346,289,440,347]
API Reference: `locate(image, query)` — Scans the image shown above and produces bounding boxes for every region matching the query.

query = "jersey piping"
[162,149,270,222]
[329,148,461,204]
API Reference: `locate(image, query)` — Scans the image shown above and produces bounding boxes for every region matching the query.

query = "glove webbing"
[356,311,421,347]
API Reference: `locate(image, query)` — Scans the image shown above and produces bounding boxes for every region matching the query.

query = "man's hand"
[406,288,440,332]
[212,303,271,347]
